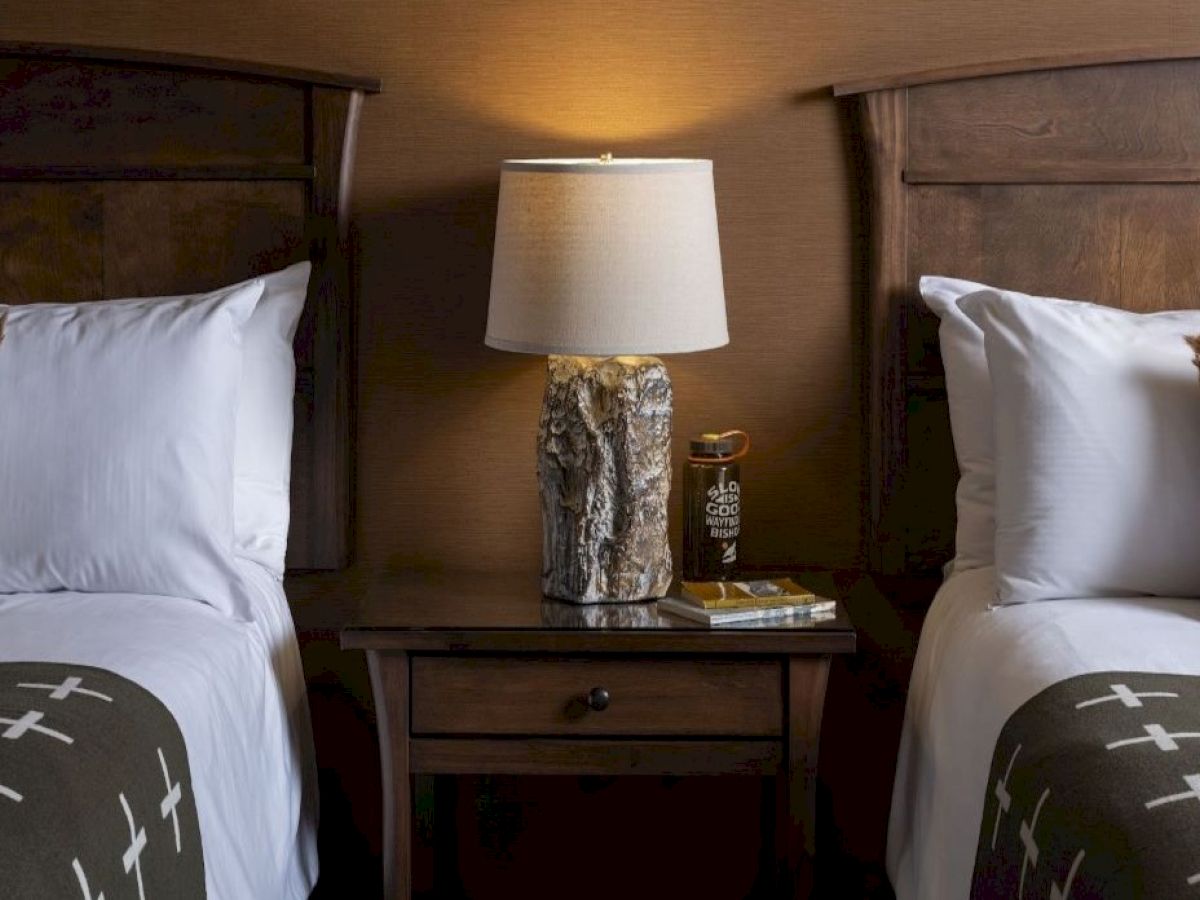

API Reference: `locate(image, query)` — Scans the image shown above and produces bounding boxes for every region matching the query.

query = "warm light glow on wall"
[407,3,766,141]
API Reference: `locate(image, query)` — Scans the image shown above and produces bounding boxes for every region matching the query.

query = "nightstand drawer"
[410,656,782,736]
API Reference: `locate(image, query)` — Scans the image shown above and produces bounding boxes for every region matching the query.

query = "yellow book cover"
[680,578,819,609]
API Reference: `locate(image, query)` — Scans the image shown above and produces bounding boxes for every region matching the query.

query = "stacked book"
[657,577,837,626]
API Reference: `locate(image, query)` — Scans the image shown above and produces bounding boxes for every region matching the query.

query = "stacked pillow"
[918,278,995,574]
[921,277,1200,605]
[230,262,312,576]
[0,263,310,620]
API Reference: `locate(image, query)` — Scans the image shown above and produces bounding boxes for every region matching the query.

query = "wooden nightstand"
[341,570,856,898]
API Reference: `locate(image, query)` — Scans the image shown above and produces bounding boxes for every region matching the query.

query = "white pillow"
[919,276,996,573]
[18,264,312,576]
[0,281,263,619]
[94,263,310,576]
[959,287,1200,605]
[230,262,310,575]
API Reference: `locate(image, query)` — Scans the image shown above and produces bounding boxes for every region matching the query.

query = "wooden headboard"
[836,48,1200,574]
[0,42,379,570]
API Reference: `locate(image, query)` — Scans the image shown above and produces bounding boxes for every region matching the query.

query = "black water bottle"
[682,431,749,581]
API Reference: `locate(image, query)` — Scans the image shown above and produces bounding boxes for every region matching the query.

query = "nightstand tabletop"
[341,569,856,655]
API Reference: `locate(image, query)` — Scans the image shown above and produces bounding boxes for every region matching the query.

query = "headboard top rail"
[833,45,1200,96]
[0,40,381,93]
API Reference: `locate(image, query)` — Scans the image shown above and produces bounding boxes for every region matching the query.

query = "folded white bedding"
[0,562,318,899]
[887,567,1200,899]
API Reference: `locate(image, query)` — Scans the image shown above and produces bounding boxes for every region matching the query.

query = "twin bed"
[840,50,1200,897]
[0,44,376,897]
[2,566,314,897]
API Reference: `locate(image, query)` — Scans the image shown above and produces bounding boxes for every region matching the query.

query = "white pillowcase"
[97,263,310,576]
[919,276,996,573]
[230,262,310,576]
[0,281,263,619]
[959,287,1200,605]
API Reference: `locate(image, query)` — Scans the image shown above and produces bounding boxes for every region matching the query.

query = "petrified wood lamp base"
[538,355,673,604]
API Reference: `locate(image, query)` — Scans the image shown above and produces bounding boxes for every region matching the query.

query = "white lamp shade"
[486,158,728,356]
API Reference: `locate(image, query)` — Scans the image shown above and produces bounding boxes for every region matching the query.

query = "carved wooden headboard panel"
[0,42,379,570]
[836,49,1200,573]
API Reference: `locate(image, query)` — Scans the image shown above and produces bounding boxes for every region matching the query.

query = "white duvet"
[0,561,318,899]
[888,565,1200,899]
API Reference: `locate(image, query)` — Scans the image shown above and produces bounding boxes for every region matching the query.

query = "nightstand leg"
[369,650,412,900]
[777,654,831,897]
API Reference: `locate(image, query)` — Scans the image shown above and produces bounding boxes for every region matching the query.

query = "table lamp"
[485,156,728,604]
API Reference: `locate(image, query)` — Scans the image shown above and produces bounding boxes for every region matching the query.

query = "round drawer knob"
[585,686,611,712]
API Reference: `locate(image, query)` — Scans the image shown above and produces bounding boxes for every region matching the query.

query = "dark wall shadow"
[350,179,544,575]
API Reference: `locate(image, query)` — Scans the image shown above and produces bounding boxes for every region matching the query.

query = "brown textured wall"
[3,2,1199,574]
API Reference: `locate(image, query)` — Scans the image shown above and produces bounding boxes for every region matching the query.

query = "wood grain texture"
[859,89,908,574]
[0,182,307,302]
[0,164,316,180]
[906,182,1200,374]
[854,54,1200,572]
[100,181,306,296]
[0,59,306,166]
[0,39,380,91]
[350,629,858,655]
[360,578,853,897]
[0,183,102,301]
[909,60,1200,183]
[411,656,783,736]
[409,738,782,776]
[340,568,856,655]
[368,651,412,900]
[387,646,829,895]
[776,654,831,897]
[288,85,362,569]
[0,46,370,571]
[834,44,1200,96]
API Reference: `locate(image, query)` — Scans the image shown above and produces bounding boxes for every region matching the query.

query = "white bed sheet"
[0,560,318,899]
[887,565,1200,899]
